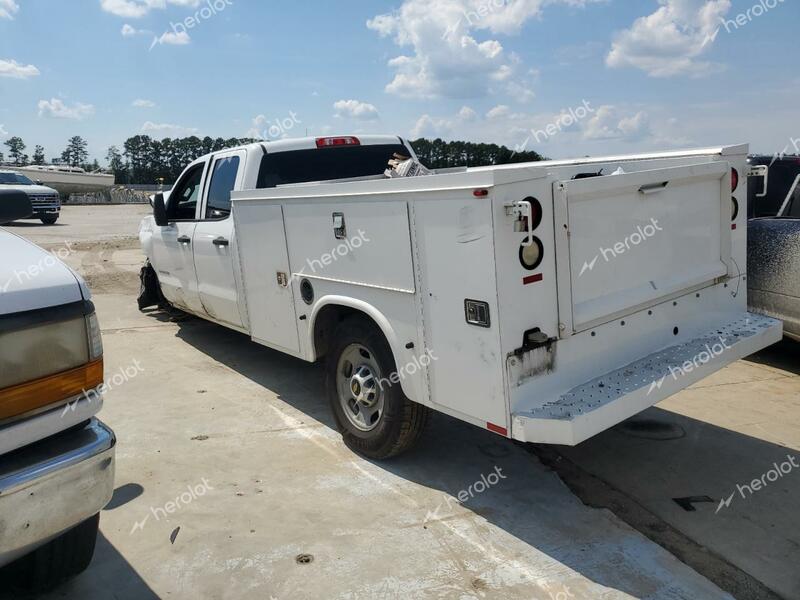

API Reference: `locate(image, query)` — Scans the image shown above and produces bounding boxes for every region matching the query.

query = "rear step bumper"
[512,313,783,446]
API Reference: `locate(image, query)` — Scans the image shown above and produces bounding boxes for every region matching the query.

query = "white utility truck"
[0,190,114,590]
[139,136,782,459]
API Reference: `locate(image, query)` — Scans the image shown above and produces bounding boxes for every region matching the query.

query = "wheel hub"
[337,344,385,432]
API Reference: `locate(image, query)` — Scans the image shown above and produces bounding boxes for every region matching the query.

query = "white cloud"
[0,58,40,79]
[583,105,651,141]
[486,104,510,119]
[411,104,481,138]
[38,98,95,120]
[0,0,19,19]
[367,0,596,99]
[101,0,204,19]
[246,115,269,138]
[458,106,478,121]
[0,124,8,136]
[149,30,191,49]
[132,98,156,108]
[333,99,380,121]
[121,23,138,36]
[141,121,199,137]
[606,0,732,78]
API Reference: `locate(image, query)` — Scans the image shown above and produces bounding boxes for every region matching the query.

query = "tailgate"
[554,162,732,335]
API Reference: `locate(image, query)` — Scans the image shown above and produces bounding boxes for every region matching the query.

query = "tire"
[326,316,429,459]
[6,513,100,593]
[40,214,58,225]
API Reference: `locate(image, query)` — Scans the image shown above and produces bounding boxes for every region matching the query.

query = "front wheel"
[40,214,59,225]
[326,317,429,459]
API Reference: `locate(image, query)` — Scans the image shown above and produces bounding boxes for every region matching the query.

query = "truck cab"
[139,135,416,329]
[0,190,114,591]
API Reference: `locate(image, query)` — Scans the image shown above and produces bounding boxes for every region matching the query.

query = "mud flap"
[137,261,166,310]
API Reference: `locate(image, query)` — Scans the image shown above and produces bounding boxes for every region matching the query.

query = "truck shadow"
[163,314,798,599]
[3,222,66,228]
[0,533,159,600]
[552,406,800,600]
[745,337,800,376]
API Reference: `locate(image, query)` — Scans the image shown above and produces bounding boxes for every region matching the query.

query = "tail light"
[731,168,739,192]
[518,197,544,272]
[316,136,360,148]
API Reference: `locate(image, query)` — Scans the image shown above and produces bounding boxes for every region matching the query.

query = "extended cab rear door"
[193,149,247,329]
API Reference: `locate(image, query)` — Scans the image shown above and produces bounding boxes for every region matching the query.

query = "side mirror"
[35,180,44,185]
[0,190,34,224]
[153,193,169,227]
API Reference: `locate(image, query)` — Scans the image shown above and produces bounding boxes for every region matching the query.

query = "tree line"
[409,138,543,169]
[2,136,97,171]
[2,134,544,184]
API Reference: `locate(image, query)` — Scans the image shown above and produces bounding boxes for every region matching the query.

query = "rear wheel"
[40,214,58,225]
[5,513,100,593]
[326,317,429,459]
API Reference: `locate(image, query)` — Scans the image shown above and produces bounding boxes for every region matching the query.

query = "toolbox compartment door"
[554,162,732,335]
[233,203,301,353]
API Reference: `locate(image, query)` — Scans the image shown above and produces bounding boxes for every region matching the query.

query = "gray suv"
[0,170,61,224]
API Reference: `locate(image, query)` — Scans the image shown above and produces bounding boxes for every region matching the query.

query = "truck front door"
[193,150,246,328]
[150,160,208,314]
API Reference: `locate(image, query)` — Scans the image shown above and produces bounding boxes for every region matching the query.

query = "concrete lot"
[3,205,798,599]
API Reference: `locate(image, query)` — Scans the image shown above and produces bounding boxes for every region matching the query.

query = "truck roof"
[199,135,407,163]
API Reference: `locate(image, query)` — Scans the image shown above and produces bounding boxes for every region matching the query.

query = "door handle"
[639,181,669,195]
[177,235,191,244]
[212,237,230,247]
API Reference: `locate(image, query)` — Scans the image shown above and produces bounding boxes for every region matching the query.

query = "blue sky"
[1,0,799,164]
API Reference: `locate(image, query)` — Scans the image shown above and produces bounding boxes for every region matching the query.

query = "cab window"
[167,163,205,221]
[205,156,240,219]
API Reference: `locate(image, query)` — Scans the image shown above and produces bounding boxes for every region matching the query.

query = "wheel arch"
[309,296,416,401]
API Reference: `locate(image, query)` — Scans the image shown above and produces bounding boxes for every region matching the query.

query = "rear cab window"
[256,143,411,188]
[205,155,241,219]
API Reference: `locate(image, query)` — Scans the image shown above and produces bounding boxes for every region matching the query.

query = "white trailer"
[141,138,782,458]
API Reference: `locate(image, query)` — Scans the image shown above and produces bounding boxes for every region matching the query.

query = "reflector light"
[473,189,489,197]
[487,422,508,436]
[519,236,544,271]
[316,136,360,148]
[0,359,104,422]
